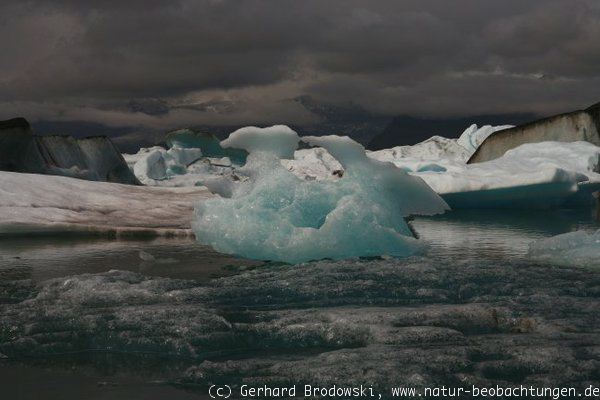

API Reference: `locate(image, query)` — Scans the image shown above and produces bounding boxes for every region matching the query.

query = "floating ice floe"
[192,125,449,263]
[0,171,213,236]
[125,145,240,187]
[412,141,600,208]
[528,230,600,268]
[123,128,248,187]
[364,138,600,208]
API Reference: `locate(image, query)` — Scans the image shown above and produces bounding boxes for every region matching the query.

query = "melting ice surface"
[192,125,449,263]
[528,229,600,268]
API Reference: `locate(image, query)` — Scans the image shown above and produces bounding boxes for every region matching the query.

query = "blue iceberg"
[192,125,448,263]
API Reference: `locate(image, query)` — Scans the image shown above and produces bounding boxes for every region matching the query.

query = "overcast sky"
[2,0,600,132]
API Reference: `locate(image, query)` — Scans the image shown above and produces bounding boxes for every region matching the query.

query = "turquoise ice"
[192,125,448,263]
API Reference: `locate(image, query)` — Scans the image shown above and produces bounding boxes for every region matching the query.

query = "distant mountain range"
[169,96,391,145]
[29,97,537,153]
[289,95,390,145]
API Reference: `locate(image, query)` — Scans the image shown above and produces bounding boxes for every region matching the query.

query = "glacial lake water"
[0,209,599,399]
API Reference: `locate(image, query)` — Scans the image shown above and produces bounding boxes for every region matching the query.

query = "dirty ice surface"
[0,171,213,236]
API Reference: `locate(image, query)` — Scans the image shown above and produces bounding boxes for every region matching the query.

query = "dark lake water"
[0,209,598,399]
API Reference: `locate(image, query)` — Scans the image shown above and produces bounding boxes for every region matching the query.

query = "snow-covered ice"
[128,145,204,185]
[122,146,165,170]
[282,147,343,181]
[363,139,600,208]
[414,141,600,208]
[528,229,600,268]
[192,125,448,263]
[125,142,242,187]
[369,135,470,163]
[0,171,213,236]
[368,124,512,164]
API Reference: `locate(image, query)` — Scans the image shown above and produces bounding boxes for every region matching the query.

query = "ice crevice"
[192,125,449,263]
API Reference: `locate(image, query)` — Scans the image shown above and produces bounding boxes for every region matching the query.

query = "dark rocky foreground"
[0,257,598,398]
[0,117,139,184]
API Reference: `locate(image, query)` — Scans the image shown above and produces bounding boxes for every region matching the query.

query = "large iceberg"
[528,230,600,268]
[292,139,600,209]
[192,125,448,263]
[124,123,600,210]
[370,141,600,209]
[420,142,600,208]
[0,117,140,185]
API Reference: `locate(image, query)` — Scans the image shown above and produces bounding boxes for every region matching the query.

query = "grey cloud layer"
[1,0,600,129]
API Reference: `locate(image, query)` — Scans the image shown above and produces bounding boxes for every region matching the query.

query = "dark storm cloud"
[1,0,600,129]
